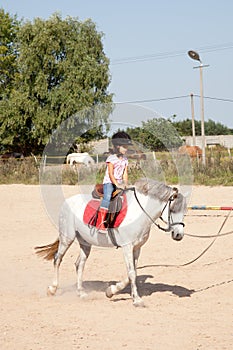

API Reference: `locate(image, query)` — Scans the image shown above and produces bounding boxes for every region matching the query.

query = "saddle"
[83,184,127,229]
[92,184,123,200]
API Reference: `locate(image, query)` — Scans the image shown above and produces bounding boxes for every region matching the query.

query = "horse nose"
[172,230,183,241]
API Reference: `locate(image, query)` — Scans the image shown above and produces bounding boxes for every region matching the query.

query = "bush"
[0,157,39,184]
[0,149,232,186]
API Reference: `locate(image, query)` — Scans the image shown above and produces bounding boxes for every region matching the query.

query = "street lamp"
[188,50,209,165]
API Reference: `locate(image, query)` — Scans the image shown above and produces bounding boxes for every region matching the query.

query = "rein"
[137,205,233,270]
[184,230,233,239]
[173,208,232,267]
[115,186,232,267]
[119,186,185,233]
[184,207,233,239]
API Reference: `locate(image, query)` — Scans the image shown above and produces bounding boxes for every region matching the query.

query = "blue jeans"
[101,183,116,209]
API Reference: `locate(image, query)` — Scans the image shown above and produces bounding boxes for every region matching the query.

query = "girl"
[97,131,132,231]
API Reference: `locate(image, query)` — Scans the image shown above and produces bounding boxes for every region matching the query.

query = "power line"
[111,42,233,65]
[117,94,233,104]
[117,95,189,104]
[111,50,185,65]
[193,95,233,103]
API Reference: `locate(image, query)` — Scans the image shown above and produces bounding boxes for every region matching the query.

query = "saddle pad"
[83,194,128,228]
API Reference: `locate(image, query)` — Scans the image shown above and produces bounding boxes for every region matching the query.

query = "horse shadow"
[82,274,195,299]
[119,274,195,298]
[61,275,233,301]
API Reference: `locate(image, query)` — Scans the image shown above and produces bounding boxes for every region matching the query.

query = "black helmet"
[111,131,133,146]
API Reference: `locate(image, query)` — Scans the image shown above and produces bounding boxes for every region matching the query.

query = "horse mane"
[134,178,186,213]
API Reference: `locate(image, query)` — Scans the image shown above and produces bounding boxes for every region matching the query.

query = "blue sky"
[1,0,233,128]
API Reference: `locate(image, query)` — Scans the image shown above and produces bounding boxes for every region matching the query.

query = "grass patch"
[0,157,39,184]
[0,148,232,186]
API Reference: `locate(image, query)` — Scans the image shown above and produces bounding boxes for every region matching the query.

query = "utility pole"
[190,93,196,146]
[188,50,209,165]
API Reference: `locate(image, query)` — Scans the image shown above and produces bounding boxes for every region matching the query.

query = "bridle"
[121,187,185,233]
[158,193,185,232]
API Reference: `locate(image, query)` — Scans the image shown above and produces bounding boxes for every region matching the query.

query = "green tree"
[0,13,112,154]
[172,118,233,136]
[126,117,183,151]
[204,119,233,135]
[0,9,20,98]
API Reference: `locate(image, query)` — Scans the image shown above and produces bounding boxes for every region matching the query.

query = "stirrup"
[97,227,107,233]
[96,221,108,233]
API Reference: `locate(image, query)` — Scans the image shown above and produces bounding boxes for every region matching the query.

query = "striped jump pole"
[188,205,233,211]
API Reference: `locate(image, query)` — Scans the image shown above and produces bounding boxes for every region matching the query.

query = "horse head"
[160,190,186,241]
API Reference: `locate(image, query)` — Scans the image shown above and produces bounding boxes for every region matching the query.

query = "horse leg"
[105,276,129,299]
[47,237,74,296]
[75,242,91,298]
[122,244,144,307]
[106,247,141,297]
[133,246,141,269]
[106,246,144,307]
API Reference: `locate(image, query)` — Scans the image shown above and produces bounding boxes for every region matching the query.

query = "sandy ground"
[0,184,232,350]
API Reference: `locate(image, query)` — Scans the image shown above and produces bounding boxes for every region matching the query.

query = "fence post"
[43,154,47,172]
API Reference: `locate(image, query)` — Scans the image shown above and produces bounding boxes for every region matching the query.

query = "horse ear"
[172,187,178,199]
[143,183,149,194]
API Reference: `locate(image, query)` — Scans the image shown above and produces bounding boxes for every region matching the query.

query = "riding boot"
[96,207,108,231]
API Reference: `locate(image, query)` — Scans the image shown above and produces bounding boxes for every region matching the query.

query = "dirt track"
[0,185,232,349]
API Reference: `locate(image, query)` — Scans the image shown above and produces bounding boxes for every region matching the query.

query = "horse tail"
[34,239,59,261]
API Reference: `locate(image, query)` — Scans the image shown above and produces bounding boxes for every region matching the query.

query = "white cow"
[66,152,95,167]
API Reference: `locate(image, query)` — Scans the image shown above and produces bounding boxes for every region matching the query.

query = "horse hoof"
[105,286,113,298]
[77,290,88,299]
[133,299,145,308]
[47,286,56,296]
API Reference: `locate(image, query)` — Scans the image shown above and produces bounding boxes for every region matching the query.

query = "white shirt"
[103,154,128,184]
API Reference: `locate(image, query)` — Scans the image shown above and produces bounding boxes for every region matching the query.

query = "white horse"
[66,152,95,166]
[35,178,187,307]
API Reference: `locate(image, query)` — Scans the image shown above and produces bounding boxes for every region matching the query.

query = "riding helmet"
[111,131,133,146]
